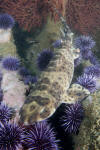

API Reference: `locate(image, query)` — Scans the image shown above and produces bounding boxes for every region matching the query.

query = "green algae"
[14,17,62,76]
[0,34,17,57]
[74,91,100,150]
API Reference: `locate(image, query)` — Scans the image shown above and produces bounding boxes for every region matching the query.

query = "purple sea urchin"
[0,13,15,30]
[62,102,84,134]
[0,122,23,150]
[0,72,2,82]
[77,73,96,93]
[75,35,95,50]
[2,56,20,71]
[22,121,58,150]
[24,75,37,85]
[84,65,100,78]
[0,102,15,123]
[89,54,99,65]
[0,89,3,102]
[74,54,82,67]
[37,49,53,71]
[81,49,93,60]
[19,67,30,77]
[52,39,62,48]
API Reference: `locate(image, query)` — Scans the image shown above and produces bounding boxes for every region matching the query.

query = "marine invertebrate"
[0,72,2,82]
[84,65,100,78]
[0,122,23,150]
[2,56,20,71]
[66,0,100,34]
[22,121,58,150]
[74,35,97,61]
[89,54,99,65]
[81,49,92,60]
[62,102,84,133]
[74,54,82,67]
[0,13,14,30]
[0,0,64,31]
[0,89,3,102]
[77,73,96,93]
[74,36,95,50]
[19,67,30,77]
[37,49,54,71]
[24,75,37,85]
[52,39,62,48]
[0,102,15,123]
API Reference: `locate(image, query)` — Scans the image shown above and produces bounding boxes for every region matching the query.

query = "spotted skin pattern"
[67,84,90,103]
[20,33,89,124]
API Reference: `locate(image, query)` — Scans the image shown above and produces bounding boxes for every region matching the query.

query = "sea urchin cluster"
[74,35,95,50]
[22,121,58,150]
[74,35,97,63]
[0,122,23,150]
[84,65,100,78]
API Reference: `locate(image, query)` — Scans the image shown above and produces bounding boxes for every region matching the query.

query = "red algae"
[66,0,100,35]
[0,0,64,31]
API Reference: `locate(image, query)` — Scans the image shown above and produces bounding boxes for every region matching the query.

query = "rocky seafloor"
[0,1,100,149]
